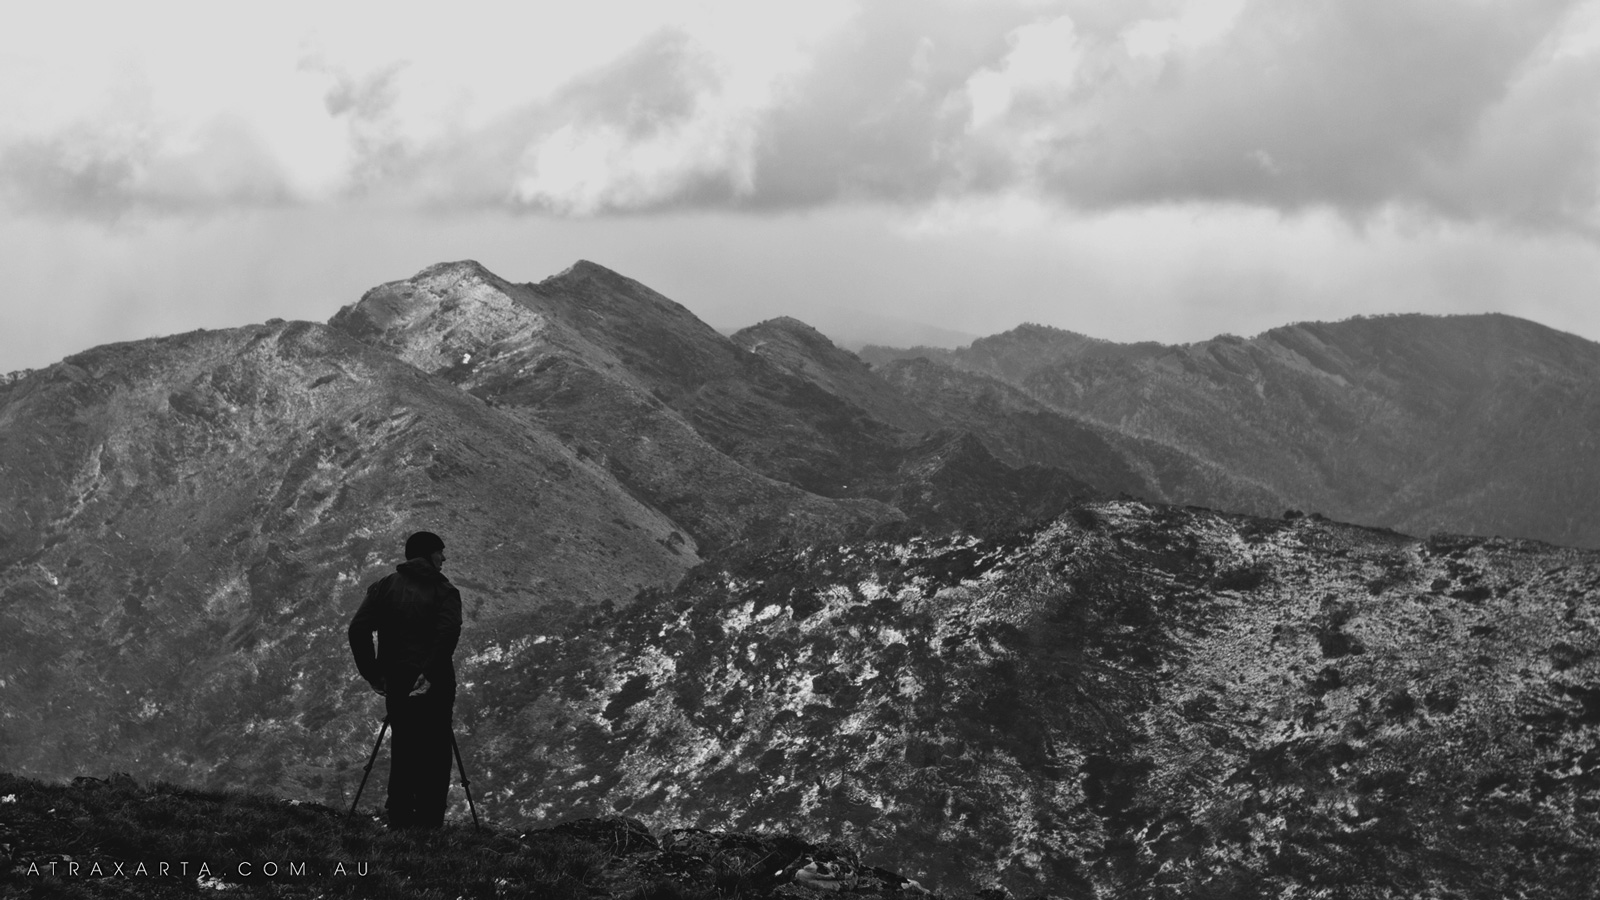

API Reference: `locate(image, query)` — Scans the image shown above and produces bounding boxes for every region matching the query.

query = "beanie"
[404,531,445,560]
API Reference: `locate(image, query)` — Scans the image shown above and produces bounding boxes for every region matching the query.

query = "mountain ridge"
[330,259,1099,543]
[5,260,1600,898]
[330,259,905,551]
[733,315,942,435]
[862,311,1600,549]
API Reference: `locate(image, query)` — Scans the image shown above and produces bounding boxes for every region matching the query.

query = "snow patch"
[857,580,888,601]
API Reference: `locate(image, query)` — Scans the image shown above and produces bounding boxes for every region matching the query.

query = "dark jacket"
[348,559,463,694]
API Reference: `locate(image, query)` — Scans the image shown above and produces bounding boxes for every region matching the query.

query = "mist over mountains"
[3,259,1598,896]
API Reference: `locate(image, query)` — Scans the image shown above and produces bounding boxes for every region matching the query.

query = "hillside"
[329,260,900,551]
[864,315,1600,548]
[455,501,1600,897]
[9,501,1597,897]
[0,319,696,791]
[732,316,942,435]
[875,356,1271,510]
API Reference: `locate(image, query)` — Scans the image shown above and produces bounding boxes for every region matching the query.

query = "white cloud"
[1121,0,1245,58]
[965,16,1085,129]
[509,109,756,214]
[504,29,762,213]
[0,0,848,213]
[0,0,1596,235]
[1024,0,1599,228]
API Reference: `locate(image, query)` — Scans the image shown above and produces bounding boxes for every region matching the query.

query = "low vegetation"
[0,772,946,899]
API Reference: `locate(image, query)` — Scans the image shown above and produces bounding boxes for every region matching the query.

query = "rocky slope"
[329,260,899,551]
[863,315,1600,549]
[455,501,1600,898]
[733,316,942,435]
[0,319,694,794]
[331,261,1097,542]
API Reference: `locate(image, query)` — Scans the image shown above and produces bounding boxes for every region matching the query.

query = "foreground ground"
[0,772,980,899]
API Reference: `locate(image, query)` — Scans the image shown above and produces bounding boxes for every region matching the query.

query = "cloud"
[1425,35,1600,232]
[738,0,1049,207]
[1013,0,1597,227]
[312,61,414,193]
[493,0,1598,232]
[504,29,756,213]
[1,0,1596,233]
[0,115,294,218]
[365,0,1600,232]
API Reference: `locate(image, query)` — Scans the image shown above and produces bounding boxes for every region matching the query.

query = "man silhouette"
[348,531,463,830]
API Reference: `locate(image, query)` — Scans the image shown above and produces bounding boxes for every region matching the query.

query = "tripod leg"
[347,718,390,821]
[451,730,481,832]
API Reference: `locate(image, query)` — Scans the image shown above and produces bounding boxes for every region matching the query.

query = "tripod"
[348,715,481,831]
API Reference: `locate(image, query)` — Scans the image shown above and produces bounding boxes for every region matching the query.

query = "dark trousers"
[384,685,456,828]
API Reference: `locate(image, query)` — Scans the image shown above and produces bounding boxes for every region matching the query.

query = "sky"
[4,0,1600,372]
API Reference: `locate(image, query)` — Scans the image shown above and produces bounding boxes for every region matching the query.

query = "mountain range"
[3,259,1598,896]
[862,314,1600,550]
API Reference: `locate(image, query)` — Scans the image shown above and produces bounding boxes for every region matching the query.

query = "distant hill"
[862,322,1128,381]
[873,355,1275,511]
[864,315,1600,549]
[720,307,979,356]
[732,316,941,435]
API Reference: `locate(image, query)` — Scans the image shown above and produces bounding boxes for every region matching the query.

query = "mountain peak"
[540,258,646,292]
[737,316,832,347]
[528,260,713,336]
[415,258,496,280]
[998,321,1093,338]
[971,322,1110,353]
[557,258,610,275]
[327,260,530,363]
[731,316,941,434]
[732,315,854,373]
[753,314,821,331]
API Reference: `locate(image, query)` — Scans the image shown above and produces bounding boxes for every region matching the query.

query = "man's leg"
[413,688,457,828]
[384,692,420,829]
